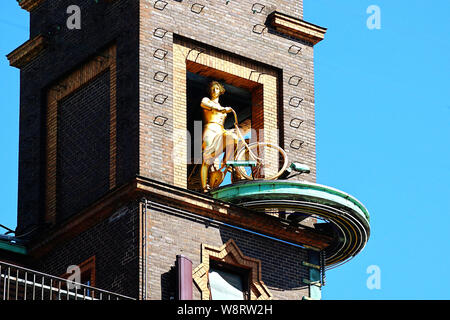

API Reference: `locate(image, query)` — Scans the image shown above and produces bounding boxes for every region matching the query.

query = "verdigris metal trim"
[211,180,370,222]
[302,261,321,270]
[0,240,27,255]
[210,180,371,268]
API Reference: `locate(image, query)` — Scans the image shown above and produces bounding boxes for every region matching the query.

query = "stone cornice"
[6,34,47,68]
[28,176,333,258]
[17,0,45,12]
[134,177,333,250]
[268,11,327,45]
[18,0,118,11]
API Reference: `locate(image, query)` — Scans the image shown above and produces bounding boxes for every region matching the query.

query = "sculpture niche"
[198,81,289,193]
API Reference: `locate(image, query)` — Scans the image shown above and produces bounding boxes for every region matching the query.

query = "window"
[208,261,249,300]
[192,240,272,300]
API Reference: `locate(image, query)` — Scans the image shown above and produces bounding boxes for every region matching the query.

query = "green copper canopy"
[210,180,370,268]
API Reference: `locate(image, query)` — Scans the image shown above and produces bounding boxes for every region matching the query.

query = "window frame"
[208,259,250,300]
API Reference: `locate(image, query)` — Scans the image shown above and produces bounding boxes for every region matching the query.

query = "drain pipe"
[176,255,193,300]
[141,198,148,300]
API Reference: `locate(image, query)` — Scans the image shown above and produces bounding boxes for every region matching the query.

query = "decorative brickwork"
[193,239,272,300]
[45,45,117,224]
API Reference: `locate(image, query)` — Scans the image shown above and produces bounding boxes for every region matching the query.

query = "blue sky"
[0,1,27,234]
[305,0,450,299]
[1,1,449,300]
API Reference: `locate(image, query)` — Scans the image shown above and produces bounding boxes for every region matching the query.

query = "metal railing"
[0,261,135,300]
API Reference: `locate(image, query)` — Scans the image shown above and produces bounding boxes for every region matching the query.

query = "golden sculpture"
[198,80,290,193]
[200,81,241,192]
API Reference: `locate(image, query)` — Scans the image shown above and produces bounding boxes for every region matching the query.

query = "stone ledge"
[28,176,333,259]
[6,34,47,69]
[18,0,118,12]
[17,0,45,12]
[267,11,327,45]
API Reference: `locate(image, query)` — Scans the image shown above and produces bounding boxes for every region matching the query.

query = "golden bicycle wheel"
[235,142,289,180]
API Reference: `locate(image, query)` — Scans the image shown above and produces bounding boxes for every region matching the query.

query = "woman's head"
[209,81,225,98]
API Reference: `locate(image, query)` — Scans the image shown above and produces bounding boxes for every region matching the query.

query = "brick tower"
[1,0,370,300]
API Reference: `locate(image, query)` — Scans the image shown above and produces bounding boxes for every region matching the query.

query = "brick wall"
[56,70,111,221]
[13,0,319,301]
[33,201,140,298]
[17,0,139,234]
[145,205,310,300]
[139,0,316,188]
[17,0,314,234]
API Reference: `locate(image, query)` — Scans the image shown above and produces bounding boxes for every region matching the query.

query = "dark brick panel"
[57,71,110,221]
[17,0,139,234]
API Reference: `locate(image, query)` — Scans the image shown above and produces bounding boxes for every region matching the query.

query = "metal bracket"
[251,3,265,14]
[303,244,321,252]
[288,75,303,86]
[302,279,322,287]
[289,118,303,129]
[252,24,266,35]
[153,71,168,83]
[289,97,303,108]
[153,116,168,127]
[288,45,302,55]
[290,139,304,150]
[153,28,168,39]
[153,93,168,104]
[154,0,168,11]
[191,3,204,14]
[186,47,205,63]
[153,49,168,60]
[302,261,321,270]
